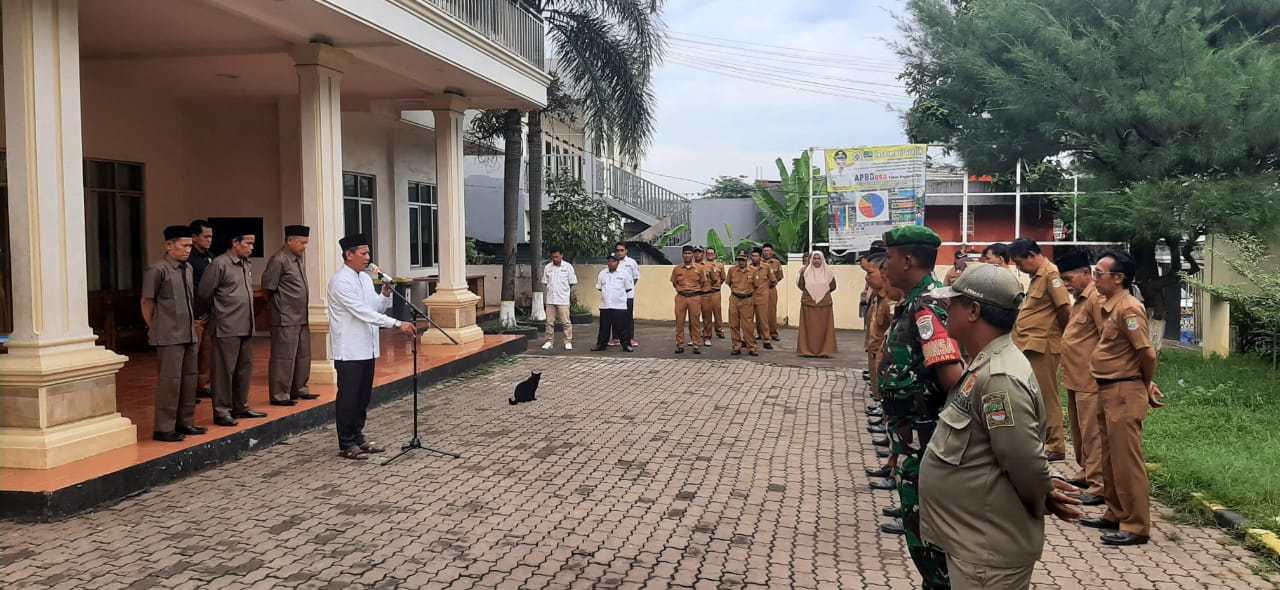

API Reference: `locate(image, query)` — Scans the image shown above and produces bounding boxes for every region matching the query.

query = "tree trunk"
[500,109,523,329]
[527,110,546,322]
[1131,241,1167,350]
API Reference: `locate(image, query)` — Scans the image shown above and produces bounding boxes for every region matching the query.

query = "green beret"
[883,225,941,248]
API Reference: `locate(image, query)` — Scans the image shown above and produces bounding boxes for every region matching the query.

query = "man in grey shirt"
[197,232,266,426]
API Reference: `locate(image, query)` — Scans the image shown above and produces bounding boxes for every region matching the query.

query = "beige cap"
[927,263,1024,310]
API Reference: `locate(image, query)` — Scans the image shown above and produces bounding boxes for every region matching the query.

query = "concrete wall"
[464,154,526,244]
[689,197,769,247]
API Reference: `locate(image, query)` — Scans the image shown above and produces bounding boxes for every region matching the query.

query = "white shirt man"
[327,234,416,460]
[541,249,579,350]
[593,255,634,352]
[613,243,641,347]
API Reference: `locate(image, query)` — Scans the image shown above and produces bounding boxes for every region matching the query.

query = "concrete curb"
[1190,493,1280,564]
[1145,463,1279,564]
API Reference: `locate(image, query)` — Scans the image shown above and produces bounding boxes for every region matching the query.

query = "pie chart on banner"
[858,193,887,221]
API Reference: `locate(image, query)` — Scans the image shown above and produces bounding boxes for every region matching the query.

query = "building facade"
[0,0,549,469]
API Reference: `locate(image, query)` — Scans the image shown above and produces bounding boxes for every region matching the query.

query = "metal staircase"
[546,154,691,244]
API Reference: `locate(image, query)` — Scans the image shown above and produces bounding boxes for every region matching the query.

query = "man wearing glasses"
[610,242,641,347]
[1079,250,1165,546]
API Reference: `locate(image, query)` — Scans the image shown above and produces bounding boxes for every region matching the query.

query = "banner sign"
[825,144,927,251]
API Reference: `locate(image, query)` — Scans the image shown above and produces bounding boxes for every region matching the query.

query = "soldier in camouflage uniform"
[878,226,966,590]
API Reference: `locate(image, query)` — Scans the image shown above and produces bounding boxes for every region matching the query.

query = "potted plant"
[569,299,594,324]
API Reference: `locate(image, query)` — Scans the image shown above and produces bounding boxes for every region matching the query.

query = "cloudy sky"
[640,0,914,195]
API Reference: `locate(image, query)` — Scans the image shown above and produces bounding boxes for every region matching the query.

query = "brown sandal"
[359,442,386,454]
[339,447,369,460]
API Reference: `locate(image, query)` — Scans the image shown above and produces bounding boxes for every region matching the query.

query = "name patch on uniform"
[982,392,1013,429]
[916,315,935,340]
[1126,317,1140,331]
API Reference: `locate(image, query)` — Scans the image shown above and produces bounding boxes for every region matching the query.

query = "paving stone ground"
[2,354,1277,589]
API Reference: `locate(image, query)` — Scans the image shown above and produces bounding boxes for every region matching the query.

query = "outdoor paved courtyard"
[2,354,1277,589]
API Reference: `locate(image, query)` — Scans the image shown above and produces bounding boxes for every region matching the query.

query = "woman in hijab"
[797,251,838,357]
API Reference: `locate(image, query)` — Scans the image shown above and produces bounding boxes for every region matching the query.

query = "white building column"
[422,95,484,344]
[292,43,352,383]
[0,0,135,469]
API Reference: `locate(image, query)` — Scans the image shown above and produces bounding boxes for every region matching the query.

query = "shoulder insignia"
[982,392,1013,429]
[972,351,988,366]
[1125,317,1140,331]
[1052,278,1062,288]
[916,315,935,340]
[961,374,978,395]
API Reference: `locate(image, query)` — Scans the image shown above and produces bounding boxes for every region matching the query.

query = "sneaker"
[630,339,639,347]
[609,339,621,346]
[703,339,712,346]
[541,341,554,350]
[564,342,573,350]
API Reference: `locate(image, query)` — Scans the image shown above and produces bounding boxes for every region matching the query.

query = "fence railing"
[544,154,691,244]
[425,0,545,68]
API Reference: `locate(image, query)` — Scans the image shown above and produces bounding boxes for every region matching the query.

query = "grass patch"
[1143,350,1280,534]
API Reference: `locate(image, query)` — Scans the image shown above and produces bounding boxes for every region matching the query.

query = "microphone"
[367,262,393,283]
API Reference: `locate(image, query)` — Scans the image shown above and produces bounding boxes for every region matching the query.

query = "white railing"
[427,0,545,67]
[544,153,692,244]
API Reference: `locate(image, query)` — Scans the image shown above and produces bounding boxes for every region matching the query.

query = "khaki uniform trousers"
[1098,380,1152,537]
[155,342,198,433]
[756,290,776,341]
[269,324,312,403]
[1025,351,1067,455]
[674,294,703,349]
[213,335,254,418]
[945,555,1034,590]
[728,295,756,352]
[702,290,723,339]
[1068,389,1106,496]
[767,286,780,338]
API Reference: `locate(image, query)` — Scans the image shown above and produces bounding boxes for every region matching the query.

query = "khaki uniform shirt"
[944,266,962,286]
[865,292,896,354]
[706,261,726,291]
[920,334,1053,568]
[1013,261,1072,354]
[726,264,762,298]
[765,258,783,288]
[197,252,256,338]
[670,264,708,296]
[748,263,771,298]
[1061,283,1105,392]
[1090,292,1152,381]
[261,248,309,327]
[142,256,197,346]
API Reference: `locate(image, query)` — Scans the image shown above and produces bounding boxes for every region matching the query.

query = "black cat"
[509,371,541,405]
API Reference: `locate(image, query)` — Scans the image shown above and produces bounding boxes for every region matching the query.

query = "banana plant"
[752,151,828,256]
[706,223,761,259]
[654,223,689,247]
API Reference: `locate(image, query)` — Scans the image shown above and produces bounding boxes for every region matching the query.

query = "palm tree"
[526,0,664,322]
[472,1,665,328]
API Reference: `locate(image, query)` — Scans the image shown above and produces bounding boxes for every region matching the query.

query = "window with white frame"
[408,181,439,268]
[342,172,376,256]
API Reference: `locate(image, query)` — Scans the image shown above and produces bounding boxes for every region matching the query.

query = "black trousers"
[609,299,636,342]
[335,359,376,451]
[597,309,630,348]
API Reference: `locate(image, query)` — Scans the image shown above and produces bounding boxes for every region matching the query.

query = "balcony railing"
[426,0,545,68]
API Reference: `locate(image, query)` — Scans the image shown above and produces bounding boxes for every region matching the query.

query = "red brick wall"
[926,202,1058,262]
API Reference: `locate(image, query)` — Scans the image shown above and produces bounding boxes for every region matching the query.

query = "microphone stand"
[381,278,461,465]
